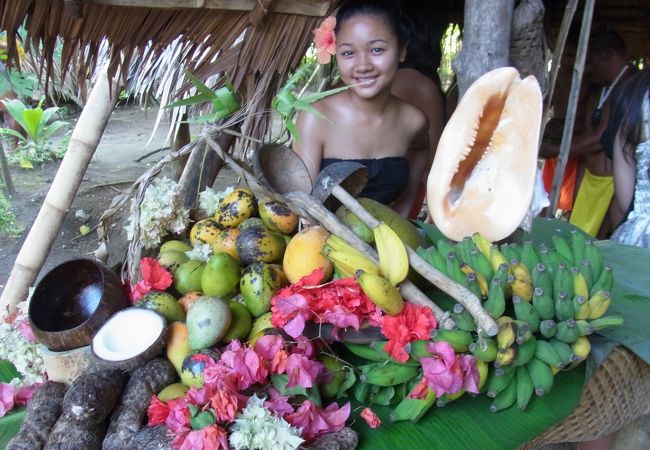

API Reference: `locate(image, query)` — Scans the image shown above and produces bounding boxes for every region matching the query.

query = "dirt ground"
[1,106,648,449]
[0,105,183,290]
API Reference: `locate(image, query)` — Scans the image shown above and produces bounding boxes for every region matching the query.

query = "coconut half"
[92,307,167,371]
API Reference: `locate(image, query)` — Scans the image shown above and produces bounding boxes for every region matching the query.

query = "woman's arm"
[292,109,325,186]
[392,116,429,217]
[612,128,636,223]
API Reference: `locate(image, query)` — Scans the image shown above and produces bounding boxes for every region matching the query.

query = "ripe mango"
[211,228,240,262]
[259,199,298,235]
[214,187,258,228]
[186,296,231,350]
[283,226,332,283]
[236,226,286,265]
[240,262,283,317]
[190,219,222,246]
[166,322,191,376]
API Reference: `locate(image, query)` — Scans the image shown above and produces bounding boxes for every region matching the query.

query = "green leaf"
[190,409,216,430]
[355,365,585,450]
[22,108,43,142]
[166,92,215,109]
[0,408,25,449]
[337,366,357,398]
[188,404,199,417]
[300,84,351,103]
[214,86,239,112]
[0,360,21,383]
[185,71,218,100]
[0,128,27,141]
[18,159,33,169]
[79,224,90,235]
[271,374,308,397]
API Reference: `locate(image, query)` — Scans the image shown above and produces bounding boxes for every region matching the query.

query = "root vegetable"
[62,369,125,423]
[44,417,106,450]
[103,358,177,450]
[6,381,67,450]
[128,425,173,449]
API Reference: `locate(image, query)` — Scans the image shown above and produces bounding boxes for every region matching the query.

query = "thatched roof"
[1,0,335,149]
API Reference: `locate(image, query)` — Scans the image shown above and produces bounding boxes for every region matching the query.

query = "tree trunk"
[453,0,515,98]
[0,68,121,319]
[170,114,191,181]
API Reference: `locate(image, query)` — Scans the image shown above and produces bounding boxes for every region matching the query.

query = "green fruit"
[158,383,189,401]
[174,260,205,295]
[180,350,220,388]
[335,205,375,243]
[222,301,253,343]
[136,291,185,322]
[201,252,241,298]
[157,250,190,274]
[319,354,347,399]
[159,240,192,254]
[238,217,265,231]
[247,312,273,345]
[240,262,284,317]
[186,296,232,350]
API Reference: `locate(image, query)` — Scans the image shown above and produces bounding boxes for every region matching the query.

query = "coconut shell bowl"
[28,258,129,352]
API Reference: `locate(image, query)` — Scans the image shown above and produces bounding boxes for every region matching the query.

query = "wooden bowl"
[28,259,129,352]
[253,143,313,194]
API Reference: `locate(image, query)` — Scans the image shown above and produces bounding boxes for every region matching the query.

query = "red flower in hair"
[313,16,337,64]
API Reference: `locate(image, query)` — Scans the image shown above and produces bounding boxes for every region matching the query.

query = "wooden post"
[453,0,515,98]
[547,0,595,215]
[0,68,122,319]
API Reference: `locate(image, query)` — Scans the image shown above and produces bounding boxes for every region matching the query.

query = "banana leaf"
[355,364,585,450]
[0,408,24,449]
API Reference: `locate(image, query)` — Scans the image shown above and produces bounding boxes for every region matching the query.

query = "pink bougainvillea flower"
[380,303,436,363]
[14,383,40,406]
[174,424,229,450]
[130,257,173,301]
[147,395,171,426]
[292,335,315,358]
[0,383,15,417]
[166,399,191,434]
[253,334,284,361]
[285,354,323,389]
[264,388,294,416]
[209,385,246,422]
[459,354,480,394]
[313,16,337,64]
[220,340,267,390]
[420,341,463,397]
[360,407,382,429]
[286,400,351,442]
[16,319,37,343]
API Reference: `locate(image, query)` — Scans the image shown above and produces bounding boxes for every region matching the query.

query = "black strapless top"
[320,157,409,204]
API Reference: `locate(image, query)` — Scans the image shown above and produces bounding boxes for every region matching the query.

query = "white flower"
[200,186,234,216]
[126,177,190,249]
[185,243,213,263]
[229,394,303,450]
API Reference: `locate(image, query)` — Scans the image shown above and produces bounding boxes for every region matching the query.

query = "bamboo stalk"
[547,0,595,215]
[0,68,122,319]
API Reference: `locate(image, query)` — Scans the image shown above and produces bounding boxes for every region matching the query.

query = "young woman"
[607,67,650,247]
[293,0,429,217]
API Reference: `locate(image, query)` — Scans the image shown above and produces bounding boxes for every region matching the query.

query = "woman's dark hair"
[335,0,408,47]
[605,67,650,162]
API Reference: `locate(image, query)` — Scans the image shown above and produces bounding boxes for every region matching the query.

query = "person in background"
[392,0,446,220]
[294,0,429,217]
[604,66,650,247]
[540,30,633,237]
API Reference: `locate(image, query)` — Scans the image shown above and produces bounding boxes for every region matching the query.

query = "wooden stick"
[327,186,498,336]
[285,191,455,331]
[0,68,122,319]
[547,0,595,215]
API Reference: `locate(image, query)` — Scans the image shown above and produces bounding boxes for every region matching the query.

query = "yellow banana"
[509,259,533,302]
[324,234,371,259]
[587,290,611,319]
[571,336,591,363]
[495,346,517,367]
[571,268,590,299]
[496,315,514,327]
[496,321,517,350]
[326,250,380,278]
[477,359,489,391]
[489,245,509,273]
[356,270,405,315]
[471,232,493,260]
[373,222,409,286]
[460,263,489,297]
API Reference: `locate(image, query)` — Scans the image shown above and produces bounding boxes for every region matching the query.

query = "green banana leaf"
[355,365,585,450]
[0,408,24,449]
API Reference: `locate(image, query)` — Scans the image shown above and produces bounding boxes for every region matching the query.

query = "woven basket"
[521,346,650,448]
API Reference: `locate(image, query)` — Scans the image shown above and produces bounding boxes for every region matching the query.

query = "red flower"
[147,395,171,426]
[380,303,436,362]
[360,407,382,428]
[313,16,337,64]
[209,386,245,422]
[129,257,173,301]
[173,424,229,450]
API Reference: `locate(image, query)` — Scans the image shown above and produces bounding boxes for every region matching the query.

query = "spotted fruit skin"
[214,187,258,229]
[259,199,298,235]
[235,226,285,265]
[239,262,284,317]
[190,219,222,246]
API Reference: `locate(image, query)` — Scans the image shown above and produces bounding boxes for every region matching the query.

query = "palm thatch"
[1,0,335,154]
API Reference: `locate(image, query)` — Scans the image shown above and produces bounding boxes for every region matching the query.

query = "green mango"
[240,262,283,317]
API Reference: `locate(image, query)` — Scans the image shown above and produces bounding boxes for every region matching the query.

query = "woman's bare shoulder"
[394,96,428,131]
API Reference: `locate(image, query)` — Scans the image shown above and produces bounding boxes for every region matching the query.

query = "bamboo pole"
[547,0,595,215]
[0,68,122,319]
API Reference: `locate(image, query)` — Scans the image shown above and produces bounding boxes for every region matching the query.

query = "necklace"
[592,65,629,125]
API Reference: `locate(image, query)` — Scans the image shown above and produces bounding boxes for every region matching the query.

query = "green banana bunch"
[430,329,475,353]
[584,240,604,281]
[356,270,404,315]
[469,336,498,362]
[572,295,590,320]
[511,336,537,367]
[589,265,613,296]
[390,384,436,423]
[468,245,494,282]
[417,246,447,274]
[531,263,554,297]
[571,267,590,299]
[374,222,409,286]
[359,362,419,386]
[587,290,611,319]
[532,286,555,320]
[497,319,533,349]
[554,290,574,322]
[539,246,563,276]
[520,240,542,270]
[510,258,534,302]
[490,376,517,412]
[454,236,474,265]
[483,277,506,319]
[539,319,557,339]
[553,263,573,300]
[579,259,594,288]
[486,365,516,398]
[570,336,591,366]
[371,385,397,406]
[516,365,535,410]
[450,303,477,332]
[436,239,456,262]
[552,235,574,266]
[513,295,541,332]
[570,230,588,269]
[589,314,624,330]
[514,320,534,345]
[500,244,520,264]
[555,319,580,343]
[549,338,578,367]
[526,357,554,396]
[460,263,489,297]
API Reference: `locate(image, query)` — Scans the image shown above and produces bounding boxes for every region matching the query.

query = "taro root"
[103,358,177,450]
[44,417,106,450]
[61,369,125,422]
[427,67,542,242]
[128,425,174,450]
[6,381,67,450]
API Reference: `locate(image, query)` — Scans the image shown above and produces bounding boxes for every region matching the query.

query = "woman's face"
[335,14,404,99]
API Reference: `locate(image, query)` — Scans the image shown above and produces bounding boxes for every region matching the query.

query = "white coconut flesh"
[93,308,165,361]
